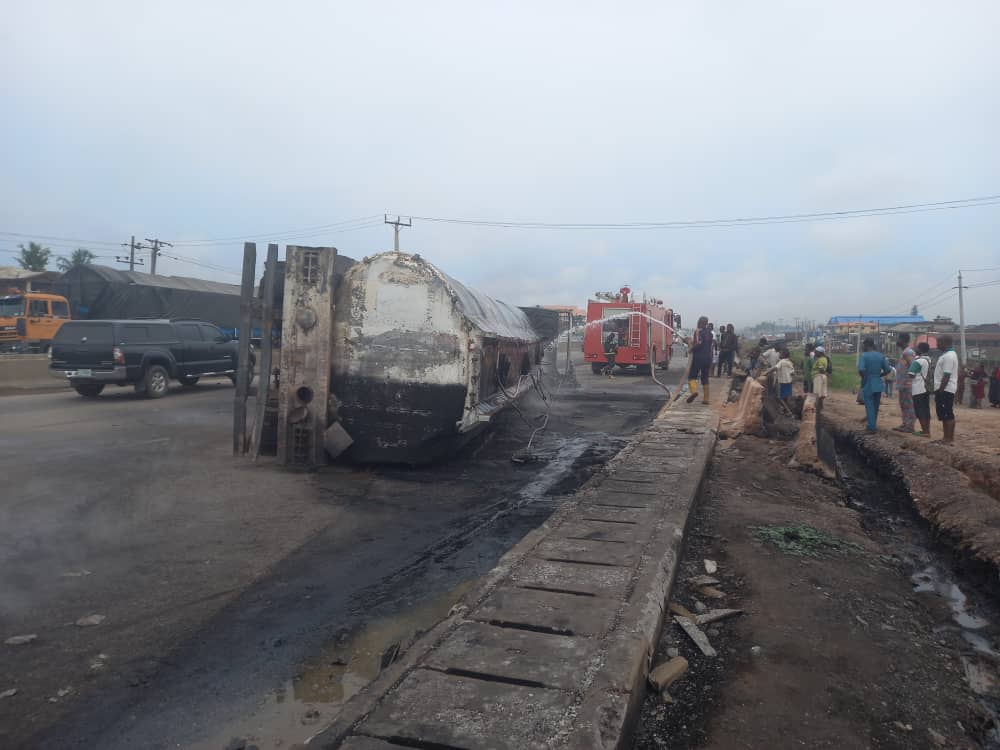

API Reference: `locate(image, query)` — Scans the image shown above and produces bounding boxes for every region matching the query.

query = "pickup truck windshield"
[0,296,24,317]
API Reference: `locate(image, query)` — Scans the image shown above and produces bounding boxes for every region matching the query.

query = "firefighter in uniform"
[602,333,618,379]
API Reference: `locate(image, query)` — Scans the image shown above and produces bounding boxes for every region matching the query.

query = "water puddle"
[912,566,990,631]
[192,580,473,750]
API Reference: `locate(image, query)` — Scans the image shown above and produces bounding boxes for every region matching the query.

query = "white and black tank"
[330,252,547,464]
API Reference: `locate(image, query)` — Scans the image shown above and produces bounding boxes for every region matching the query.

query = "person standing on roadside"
[768,348,795,407]
[969,362,987,409]
[686,316,714,404]
[803,343,815,394]
[747,338,765,373]
[761,341,780,394]
[709,323,719,375]
[894,333,916,433]
[933,334,959,444]
[858,338,892,433]
[717,324,737,377]
[908,341,933,437]
[990,363,1000,408]
[728,325,740,373]
[813,345,830,411]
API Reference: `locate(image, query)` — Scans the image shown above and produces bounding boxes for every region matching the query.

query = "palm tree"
[16,242,51,271]
[56,248,97,272]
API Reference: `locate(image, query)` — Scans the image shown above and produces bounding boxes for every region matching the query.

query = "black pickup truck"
[49,319,252,398]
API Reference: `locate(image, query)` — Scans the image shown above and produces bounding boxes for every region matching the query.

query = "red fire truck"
[583,287,675,375]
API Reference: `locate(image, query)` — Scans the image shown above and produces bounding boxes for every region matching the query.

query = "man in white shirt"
[933,334,959,444]
[761,346,780,369]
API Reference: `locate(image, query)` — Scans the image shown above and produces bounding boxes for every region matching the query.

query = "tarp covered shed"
[56,264,242,332]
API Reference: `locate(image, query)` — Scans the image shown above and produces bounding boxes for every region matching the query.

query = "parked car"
[49,319,254,398]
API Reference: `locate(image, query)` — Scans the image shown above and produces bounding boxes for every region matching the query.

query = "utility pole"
[958,270,968,364]
[116,235,147,271]
[384,215,411,251]
[145,238,173,276]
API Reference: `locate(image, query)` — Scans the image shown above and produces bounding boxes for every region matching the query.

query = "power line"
[0,215,384,251]
[967,278,1000,288]
[865,271,955,318]
[404,193,1000,231]
[167,214,382,246]
[921,288,959,308]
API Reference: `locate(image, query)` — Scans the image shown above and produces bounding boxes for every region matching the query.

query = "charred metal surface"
[519,306,561,342]
[330,252,546,465]
[336,379,469,464]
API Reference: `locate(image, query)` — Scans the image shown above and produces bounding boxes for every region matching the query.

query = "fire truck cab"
[583,287,674,375]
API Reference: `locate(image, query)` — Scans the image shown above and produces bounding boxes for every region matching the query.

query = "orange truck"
[0,292,72,352]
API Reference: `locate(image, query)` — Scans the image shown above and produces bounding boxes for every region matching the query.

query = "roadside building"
[0,267,61,295]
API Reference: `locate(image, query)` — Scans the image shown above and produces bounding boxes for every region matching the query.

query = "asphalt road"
[1,360,672,749]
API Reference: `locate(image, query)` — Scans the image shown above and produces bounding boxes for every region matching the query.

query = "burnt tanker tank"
[330,252,546,464]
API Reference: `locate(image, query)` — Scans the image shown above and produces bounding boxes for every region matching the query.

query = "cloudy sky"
[3,1,999,327]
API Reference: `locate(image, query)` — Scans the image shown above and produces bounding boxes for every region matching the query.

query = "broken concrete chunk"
[660,690,674,704]
[704,559,718,574]
[693,599,708,613]
[75,614,105,627]
[893,721,913,732]
[698,586,725,599]
[668,602,695,621]
[687,575,720,587]
[696,609,743,626]
[648,656,689,691]
[674,616,717,657]
[0,688,17,699]
[4,634,37,646]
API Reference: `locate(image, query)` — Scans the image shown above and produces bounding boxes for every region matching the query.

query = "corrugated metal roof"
[0,266,58,280]
[68,264,240,295]
[828,315,926,324]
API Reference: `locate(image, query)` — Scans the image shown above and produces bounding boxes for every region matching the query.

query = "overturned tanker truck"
[265,249,560,466]
[331,252,554,463]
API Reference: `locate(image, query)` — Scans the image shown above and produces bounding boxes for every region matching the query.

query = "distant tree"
[56,248,97,272]
[16,242,51,271]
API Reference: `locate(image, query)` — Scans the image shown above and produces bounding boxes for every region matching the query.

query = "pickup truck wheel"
[179,375,200,387]
[143,365,169,399]
[73,383,104,398]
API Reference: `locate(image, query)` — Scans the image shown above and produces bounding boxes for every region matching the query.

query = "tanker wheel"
[591,363,604,375]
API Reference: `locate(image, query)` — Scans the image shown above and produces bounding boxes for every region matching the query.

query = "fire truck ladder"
[629,303,643,347]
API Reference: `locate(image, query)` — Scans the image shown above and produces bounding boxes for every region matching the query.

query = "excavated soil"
[632,433,1000,750]
[823,392,1000,570]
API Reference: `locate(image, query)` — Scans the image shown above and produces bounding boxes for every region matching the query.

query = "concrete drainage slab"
[309,403,719,750]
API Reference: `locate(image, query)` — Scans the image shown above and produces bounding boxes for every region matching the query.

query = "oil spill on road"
[192,581,474,750]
